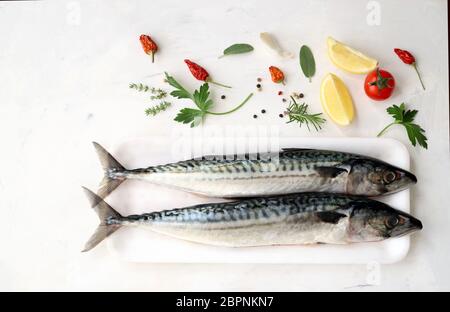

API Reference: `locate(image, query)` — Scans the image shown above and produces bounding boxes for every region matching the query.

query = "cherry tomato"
[364,68,395,101]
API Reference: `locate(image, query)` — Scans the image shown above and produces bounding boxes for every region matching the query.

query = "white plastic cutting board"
[103,137,412,264]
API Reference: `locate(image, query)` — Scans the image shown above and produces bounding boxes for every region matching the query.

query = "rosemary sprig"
[285,96,326,131]
[144,101,171,117]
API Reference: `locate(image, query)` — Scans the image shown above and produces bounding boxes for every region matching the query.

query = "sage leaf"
[220,43,254,58]
[299,45,316,82]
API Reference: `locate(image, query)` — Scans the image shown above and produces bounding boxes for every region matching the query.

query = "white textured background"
[0,0,448,291]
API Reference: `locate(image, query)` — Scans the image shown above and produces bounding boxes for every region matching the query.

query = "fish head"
[347,201,423,242]
[346,159,417,196]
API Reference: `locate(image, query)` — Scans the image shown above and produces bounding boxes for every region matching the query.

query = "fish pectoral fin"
[316,211,347,224]
[315,166,348,178]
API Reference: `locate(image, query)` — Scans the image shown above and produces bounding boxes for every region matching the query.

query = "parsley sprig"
[285,96,326,131]
[165,72,253,127]
[377,103,428,149]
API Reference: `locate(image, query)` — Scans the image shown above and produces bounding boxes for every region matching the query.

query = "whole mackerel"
[82,188,422,251]
[93,142,417,199]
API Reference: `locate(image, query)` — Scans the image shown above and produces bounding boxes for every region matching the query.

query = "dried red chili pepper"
[184,59,231,88]
[185,60,208,81]
[394,48,425,90]
[269,66,285,85]
[140,34,158,63]
[394,48,415,65]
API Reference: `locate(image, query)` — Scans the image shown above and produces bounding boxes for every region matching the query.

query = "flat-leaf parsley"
[377,103,428,149]
[165,72,253,127]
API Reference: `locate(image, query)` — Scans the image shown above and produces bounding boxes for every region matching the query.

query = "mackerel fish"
[82,188,422,251]
[93,142,417,199]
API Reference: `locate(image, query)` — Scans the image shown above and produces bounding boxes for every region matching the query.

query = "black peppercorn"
[299,93,304,98]
[256,84,261,88]
[221,95,226,99]
[279,114,284,118]
[282,98,287,102]
[253,114,258,119]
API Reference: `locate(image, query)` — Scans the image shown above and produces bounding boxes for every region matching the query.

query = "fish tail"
[81,187,123,252]
[93,142,126,201]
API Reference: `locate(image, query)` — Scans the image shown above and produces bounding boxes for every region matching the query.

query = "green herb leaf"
[285,97,325,131]
[165,72,192,100]
[299,45,316,82]
[386,104,406,121]
[378,103,428,149]
[220,43,254,58]
[193,83,213,111]
[166,72,253,127]
[174,108,205,127]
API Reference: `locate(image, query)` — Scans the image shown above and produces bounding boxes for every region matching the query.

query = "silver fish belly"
[145,212,349,247]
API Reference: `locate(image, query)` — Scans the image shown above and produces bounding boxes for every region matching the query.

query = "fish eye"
[385,216,399,229]
[383,171,396,184]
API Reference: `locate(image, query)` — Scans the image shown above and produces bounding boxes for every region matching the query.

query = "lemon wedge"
[320,73,354,126]
[327,37,378,74]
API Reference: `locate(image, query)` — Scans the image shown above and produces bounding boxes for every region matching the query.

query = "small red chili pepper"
[394,48,425,90]
[394,48,415,64]
[184,59,231,88]
[139,34,158,63]
[269,66,285,85]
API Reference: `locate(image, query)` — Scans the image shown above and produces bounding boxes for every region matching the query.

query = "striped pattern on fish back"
[131,149,359,175]
[123,193,357,225]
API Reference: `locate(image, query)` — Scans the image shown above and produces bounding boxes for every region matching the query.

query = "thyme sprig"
[130,83,171,116]
[129,83,167,100]
[145,101,171,117]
